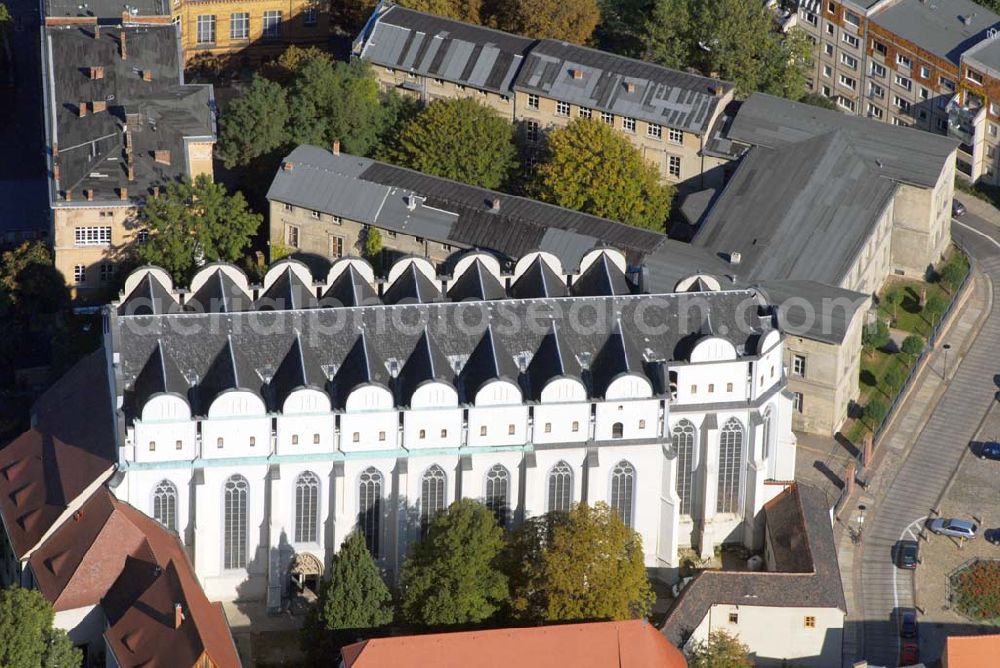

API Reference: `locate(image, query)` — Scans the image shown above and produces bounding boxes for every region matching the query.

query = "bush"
[862,319,891,352]
[939,261,967,292]
[925,293,948,323]
[865,398,888,426]
[901,334,925,357]
[952,559,1000,620]
[883,365,905,393]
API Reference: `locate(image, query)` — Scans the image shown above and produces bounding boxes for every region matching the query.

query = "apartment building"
[353,5,735,190]
[950,38,1000,184]
[40,6,216,298]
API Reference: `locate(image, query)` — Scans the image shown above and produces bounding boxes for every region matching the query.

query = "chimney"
[152,185,160,198]
[120,29,127,60]
[490,197,500,211]
[119,187,128,200]
[713,85,725,96]
[571,69,583,80]
[283,161,294,172]
[729,251,742,265]
[174,603,184,629]
[154,150,171,166]
[85,189,94,201]
[78,103,88,117]
[53,164,61,182]
[92,100,107,113]
[332,140,341,155]
[625,81,636,93]
[142,70,152,82]
[89,66,104,80]
[128,164,135,181]
[94,25,100,39]
[64,189,72,201]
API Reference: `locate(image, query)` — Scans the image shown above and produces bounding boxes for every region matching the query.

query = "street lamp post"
[943,343,952,380]
[857,504,866,543]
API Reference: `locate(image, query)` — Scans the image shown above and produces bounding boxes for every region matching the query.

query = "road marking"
[955,219,1000,251]
[893,516,927,662]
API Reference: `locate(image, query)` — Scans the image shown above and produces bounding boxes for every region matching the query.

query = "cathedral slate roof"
[258,267,318,311]
[510,257,568,299]
[187,267,253,313]
[448,259,507,301]
[323,264,381,307]
[571,253,634,297]
[383,263,444,305]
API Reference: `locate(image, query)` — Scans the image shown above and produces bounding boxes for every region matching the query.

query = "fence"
[832,246,973,517]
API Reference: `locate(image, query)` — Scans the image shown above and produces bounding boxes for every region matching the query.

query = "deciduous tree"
[862,318,890,355]
[939,261,967,292]
[399,0,483,22]
[0,242,68,321]
[799,92,839,110]
[641,0,691,69]
[261,45,332,85]
[864,397,888,426]
[901,334,924,357]
[401,498,508,626]
[380,98,518,189]
[532,118,673,231]
[301,531,393,658]
[137,175,261,283]
[218,76,290,169]
[687,630,753,668]
[505,503,653,622]
[925,292,948,323]
[0,586,81,668]
[490,0,600,44]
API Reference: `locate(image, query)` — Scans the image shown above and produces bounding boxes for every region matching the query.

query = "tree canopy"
[0,586,81,668]
[490,0,601,44]
[400,0,483,22]
[532,118,673,231]
[218,76,290,169]
[136,175,261,283]
[505,503,653,622]
[0,242,68,321]
[380,97,518,189]
[302,531,393,657]
[687,630,753,668]
[401,498,508,626]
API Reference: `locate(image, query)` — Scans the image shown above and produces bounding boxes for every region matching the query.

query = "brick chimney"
[78,103,88,117]
[142,70,152,82]
[154,150,171,166]
[332,140,340,156]
[120,30,127,60]
[85,189,94,201]
[283,161,294,171]
[64,189,72,201]
[89,66,104,80]
[152,185,160,198]
[625,81,636,93]
[128,164,135,181]
[174,603,184,629]
[119,187,128,200]
[92,100,107,113]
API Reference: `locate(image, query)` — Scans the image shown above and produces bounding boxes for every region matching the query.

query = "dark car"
[900,640,920,666]
[986,528,1000,545]
[896,540,920,569]
[980,441,1000,461]
[953,199,968,217]
[899,609,918,639]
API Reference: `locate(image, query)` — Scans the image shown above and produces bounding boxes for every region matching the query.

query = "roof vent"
[875,159,884,169]
[89,66,104,80]
[625,81,636,93]
[962,13,974,25]
[729,251,742,265]
[489,197,500,211]
[406,194,423,211]
[283,161,294,172]
[571,68,583,80]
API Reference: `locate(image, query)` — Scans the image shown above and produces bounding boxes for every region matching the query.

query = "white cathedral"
[105,248,796,604]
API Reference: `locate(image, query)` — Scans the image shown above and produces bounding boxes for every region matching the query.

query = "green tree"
[532,118,673,231]
[883,364,904,394]
[642,0,692,69]
[883,289,903,323]
[0,586,82,668]
[365,227,383,263]
[687,630,753,668]
[0,4,10,27]
[332,0,378,34]
[302,531,393,658]
[939,261,967,292]
[261,45,333,85]
[401,498,508,626]
[506,503,653,622]
[862,318,890,355]
[137,175,261,283]
[218,76,290,169]
[400,0,483,22]
[864,397,888,427]
[490,0,601,44]
[594,0,653,57]
[0,242,68,321]
[380,98,518,189]
[901,334,924,358]
[799,92,839,110]
[925,292,948,324]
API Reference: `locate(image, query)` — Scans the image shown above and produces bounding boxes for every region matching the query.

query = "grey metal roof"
[45,0,168,18]
[539,228,600,272]
[753,281,870,345]
[514,39,732,135]
[357,6,534,95]
[661,483,846,647]
[112,288,776,422]
[728,94,957,188]
[962,33,1000,78]
[45,24,214,206]
[267,146,666,265]
[870,0,1000,67]
[693,131,899,286]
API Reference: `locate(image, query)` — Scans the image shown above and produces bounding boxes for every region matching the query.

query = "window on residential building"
[648,123,663,139]
[837,97,856,112]
[419,429,426,439]
[610,460,635,528]
[330,235,344,258]
[485,464,510,526]
[668,127,683,144]
[672,420,696,514]
[824,43,834,57]
[937,117,948,131]
[152,480,177,532]
[822,85,832,97]
[282,203,293,213]
[804,11,817,26]
[869,82,884,98]
[839,74,856,91]
[992,102,1000,116]
[622,117,636,132]
[286,224,299,247]
[805,616,817,628]
[420,466,446,532]
[842,33,859,49]
[691,384,697,394]
[303,5,317,26]
[940,77,956,91]
[844,9,860,25]
[148,440,155,452]
[897,54,911,69]
[892,117,910,127]
[263,10,281,38]
[601,111,614,125]
[717,418,744,514]
[196,14,215,43]
[895,96,911,112]
[74,226,112,246]
[668,155,681,178]
[294,471,320,543]
[217,437,224,448]
[230,12,248,39]
[793,391,804,412]
[868,104,883,120]
[440,428,447,438]
[312,433,320,445]
[572,421,579,432]
[353,432,360,442]
[841,53,857,69]
[872,40,887,56]
[826,23,834,36]
[729,612,739,624]
[919,65,930,79]
[526,120,539,142]
[358,467,382,556]
[249,436,256,447]
[968,69,984,85]
[639,419,646,430]
[920,87,930,101]
[223,475,248,569]
[894,75,912,91]
[870,62,886,78]
[823,64,832,78]
[527,93,539,109]
[991,123,998,137]
[100,263,115,282]
[578,106,592,118]
[547,461,573,513]
[175,440,182,450]
[793,355,806,376]
[556,100,570,116]
[378,431,385,441]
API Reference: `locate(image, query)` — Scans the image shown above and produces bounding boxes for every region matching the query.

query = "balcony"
[947,96,985,145]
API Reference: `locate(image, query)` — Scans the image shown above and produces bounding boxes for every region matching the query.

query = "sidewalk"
[835,264,991,666]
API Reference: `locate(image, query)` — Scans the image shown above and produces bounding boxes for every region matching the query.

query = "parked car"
[900,640,920,666]
[953,199,967,217]
[895,540,920,569]
[899,609,918,639]
[986,528,1000,545]
[980,442,1000,460]
[927,517,978,539]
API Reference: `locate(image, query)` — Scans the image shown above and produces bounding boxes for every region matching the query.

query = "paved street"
[855,210,1000,666]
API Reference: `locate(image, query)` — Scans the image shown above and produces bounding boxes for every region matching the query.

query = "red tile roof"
[944,634,1000,667]
[0,350,115,558]
[340,620,686,668]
